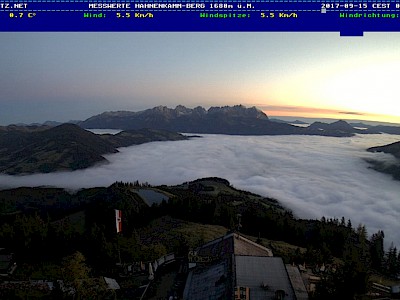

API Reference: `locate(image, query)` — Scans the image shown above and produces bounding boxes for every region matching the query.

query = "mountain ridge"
[0,124,187,175]
[368,141,400,159]
[367,141,400,180]
[79,105,363,137]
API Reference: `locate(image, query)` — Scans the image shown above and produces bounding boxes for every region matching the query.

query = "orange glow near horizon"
[260,106,400,124]
[250,45,400,126]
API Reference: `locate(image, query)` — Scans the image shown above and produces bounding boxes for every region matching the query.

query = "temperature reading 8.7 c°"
[9,12,37,18]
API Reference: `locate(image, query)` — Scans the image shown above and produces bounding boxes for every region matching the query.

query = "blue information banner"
[1,0,400,35]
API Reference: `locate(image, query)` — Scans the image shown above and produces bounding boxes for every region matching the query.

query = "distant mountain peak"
[78,105,369,137]
[153,105,169,111]
[207,105,268,120]
[309,120,353,130]
[331,120,354,129]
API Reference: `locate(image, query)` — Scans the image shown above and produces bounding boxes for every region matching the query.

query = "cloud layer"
[1,133,400,247]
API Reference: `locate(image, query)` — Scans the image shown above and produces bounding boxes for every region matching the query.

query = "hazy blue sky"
[1,32,400,125]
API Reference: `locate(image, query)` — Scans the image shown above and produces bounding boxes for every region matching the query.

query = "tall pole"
[117,232,122,265]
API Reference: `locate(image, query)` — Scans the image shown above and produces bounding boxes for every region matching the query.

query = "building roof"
[183,233,308,300]
[285,264,309,300]
[183,259,231,300]
[196,232,273,259]
[235,256,296,300]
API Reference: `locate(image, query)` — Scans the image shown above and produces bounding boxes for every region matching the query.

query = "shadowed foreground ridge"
[0,177,397,299]
[0,123,187,175]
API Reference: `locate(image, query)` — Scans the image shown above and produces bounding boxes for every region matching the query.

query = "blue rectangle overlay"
[1,1,400,35]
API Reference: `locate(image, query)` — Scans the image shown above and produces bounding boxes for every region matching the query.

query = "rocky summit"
[79,105,361,137]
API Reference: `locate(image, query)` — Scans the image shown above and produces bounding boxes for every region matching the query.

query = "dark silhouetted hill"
[368,141,400,159]
[0,124,187,175]
[367,141,400,180]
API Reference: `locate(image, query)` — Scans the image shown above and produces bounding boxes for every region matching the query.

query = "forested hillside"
[0,178,399,299]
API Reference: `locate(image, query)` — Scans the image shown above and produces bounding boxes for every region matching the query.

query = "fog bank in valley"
[1,133,400,247]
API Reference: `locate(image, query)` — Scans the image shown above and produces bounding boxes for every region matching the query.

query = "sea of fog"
[1,133,400,247]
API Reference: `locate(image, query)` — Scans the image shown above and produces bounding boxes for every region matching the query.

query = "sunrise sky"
[1,32,399,125]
